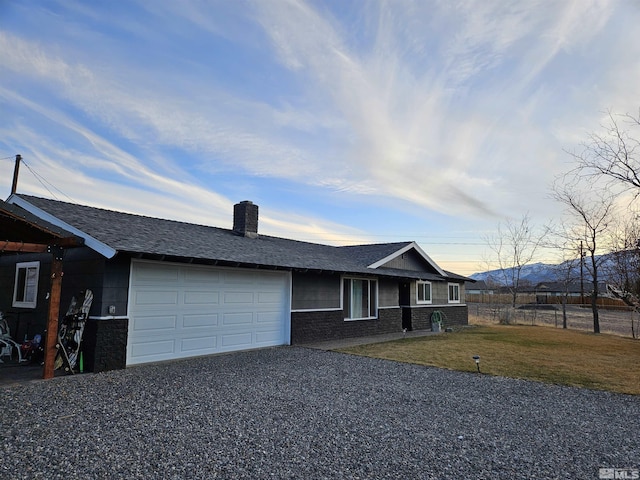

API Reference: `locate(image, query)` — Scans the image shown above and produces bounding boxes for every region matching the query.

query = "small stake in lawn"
[472,355,481,373]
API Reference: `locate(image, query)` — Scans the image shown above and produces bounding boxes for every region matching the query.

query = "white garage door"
[127,260,290,365]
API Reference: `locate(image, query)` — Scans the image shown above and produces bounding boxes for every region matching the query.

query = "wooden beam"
[53,237,82,248]
[0,238,80,253]
[0,241,49,253]
[43,253,63,380]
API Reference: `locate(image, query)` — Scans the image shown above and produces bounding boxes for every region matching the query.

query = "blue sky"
[1,0,640,276]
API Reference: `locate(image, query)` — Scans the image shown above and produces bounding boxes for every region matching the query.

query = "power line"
[21,161,58,199]
[289,239,487,245]
[20,158,76,203]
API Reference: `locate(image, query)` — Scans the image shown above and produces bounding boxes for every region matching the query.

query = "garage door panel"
[184,291,220,305]
[223,271,253,285]
[224,291,254,304]
[221,332,253,348]
[131,339,176,358]
[256,311,283,324]
[128,261,289,366]
[255,330,284,344]
[184,269,221,283]
[257,291,283,304]
[222,311,254,325]
[181,335,217,352]
[132,314,177,332]
[134,290,179,306]
[255,271,284,283]
[183,313,219,328]
[133,263,180,283]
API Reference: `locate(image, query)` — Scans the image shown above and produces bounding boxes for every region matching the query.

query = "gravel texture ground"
[1,346,638,479]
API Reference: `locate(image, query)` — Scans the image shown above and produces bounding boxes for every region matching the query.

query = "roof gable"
[365,242,446,276]
[338,242,412,266]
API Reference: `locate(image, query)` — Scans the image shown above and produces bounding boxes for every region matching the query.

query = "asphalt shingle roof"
[15,195,468,281]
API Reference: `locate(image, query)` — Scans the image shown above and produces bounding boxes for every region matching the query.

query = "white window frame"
[448,283,460,303]
[342,277,378,321]
[416,281,432,304]
[13,261,40,308]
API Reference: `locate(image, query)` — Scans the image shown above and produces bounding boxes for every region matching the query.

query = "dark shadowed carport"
[0,199,83,378]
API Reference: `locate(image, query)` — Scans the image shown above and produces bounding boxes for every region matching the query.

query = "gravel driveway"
[1,347,638,479]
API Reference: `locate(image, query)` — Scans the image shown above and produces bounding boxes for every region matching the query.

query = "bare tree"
[553,253,580,330]
[545,220,584,330]
[569,108,640,196]
[604,208,640,294]
[602,208,640,338]
[483,213,546,310]
[551,183,616,334]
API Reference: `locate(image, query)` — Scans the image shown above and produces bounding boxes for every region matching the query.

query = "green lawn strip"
[336,325,640,395]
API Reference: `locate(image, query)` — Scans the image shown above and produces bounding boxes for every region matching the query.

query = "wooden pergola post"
[43,246,64,380]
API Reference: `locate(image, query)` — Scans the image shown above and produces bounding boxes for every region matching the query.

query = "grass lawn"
[336,325,640,395]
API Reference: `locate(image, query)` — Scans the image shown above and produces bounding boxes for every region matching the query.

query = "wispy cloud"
[2,1,631,220]
[1,0,640,274]
[0,28,329,178]
[0,86,372,247]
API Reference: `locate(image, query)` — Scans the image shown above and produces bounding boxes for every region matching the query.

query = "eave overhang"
[7,194,114,258]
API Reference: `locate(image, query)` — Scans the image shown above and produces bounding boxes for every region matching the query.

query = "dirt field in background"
[468,303,640,339]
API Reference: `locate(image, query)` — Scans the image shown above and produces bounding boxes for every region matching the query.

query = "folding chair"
[0,312,24,363]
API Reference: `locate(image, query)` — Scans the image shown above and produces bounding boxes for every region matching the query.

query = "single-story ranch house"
[1,194,472,372]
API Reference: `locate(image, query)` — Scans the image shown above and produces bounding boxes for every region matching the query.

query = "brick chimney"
[233,201,258,238]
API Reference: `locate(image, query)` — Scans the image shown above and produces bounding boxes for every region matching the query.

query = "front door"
[399,282,412,331]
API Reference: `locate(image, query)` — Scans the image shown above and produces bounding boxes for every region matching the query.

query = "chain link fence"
[468,302,640,339]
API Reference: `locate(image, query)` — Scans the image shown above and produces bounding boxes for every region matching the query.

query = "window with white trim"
[448,283,460,303]
[13,261,40,308]
[416,281,432,304]
[343,278,377,320]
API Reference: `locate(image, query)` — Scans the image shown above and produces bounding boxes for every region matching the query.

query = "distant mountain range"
[469,252,633,286]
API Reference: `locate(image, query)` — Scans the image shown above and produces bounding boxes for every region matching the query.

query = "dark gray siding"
[378,278,399,307]
[0,251,52,341]
[431,282,449,305]
[382,249,437,273]
[53,249,131,318]
[291,271,340,310]
[101,254,131,317]
[292,272,401,310]
[58,248,107,320]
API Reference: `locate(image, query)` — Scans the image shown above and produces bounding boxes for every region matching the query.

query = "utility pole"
[11,154,21,195]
